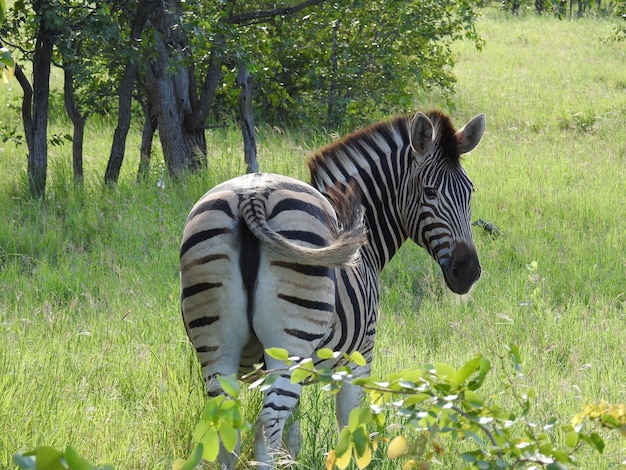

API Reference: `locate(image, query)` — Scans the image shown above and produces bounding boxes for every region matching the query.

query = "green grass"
[1,10,625,469]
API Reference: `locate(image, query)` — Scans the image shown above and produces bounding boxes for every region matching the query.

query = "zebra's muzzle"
[439,242,481,294]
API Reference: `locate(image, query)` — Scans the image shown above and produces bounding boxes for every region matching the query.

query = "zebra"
[180,109,486,468]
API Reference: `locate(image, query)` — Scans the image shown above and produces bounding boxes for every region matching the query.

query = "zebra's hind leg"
[254,358,303,468]
[285,407,302,459]
[335,364,371,428]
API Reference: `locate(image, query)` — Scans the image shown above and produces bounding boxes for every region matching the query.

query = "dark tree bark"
[105,63,138,185]
[236,63,258,173]
[19,1,56,198]
[104,0,156,185]
[63,68,87,185]
[145,0,207,177]
[137,99,157,182]
[13,64,33,151]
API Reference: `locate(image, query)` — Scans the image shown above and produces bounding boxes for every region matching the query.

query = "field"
[1,10,625,469]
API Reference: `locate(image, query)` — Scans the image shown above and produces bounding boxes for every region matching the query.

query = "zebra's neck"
[308,116,413,273]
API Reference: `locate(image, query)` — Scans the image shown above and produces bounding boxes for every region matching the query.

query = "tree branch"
[226,0,329,25]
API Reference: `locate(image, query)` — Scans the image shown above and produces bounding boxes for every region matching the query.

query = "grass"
[1,9,625,469]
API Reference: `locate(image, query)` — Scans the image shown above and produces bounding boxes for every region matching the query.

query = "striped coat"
[180,110,486,468]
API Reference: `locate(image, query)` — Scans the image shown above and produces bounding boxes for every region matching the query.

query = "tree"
[2,0,120,193]
[3,0,66,198]
[2,0,483,190]
[134,0,332,180]
[59,3,122,185]
[104,0,157,185]
[251,0,483,128]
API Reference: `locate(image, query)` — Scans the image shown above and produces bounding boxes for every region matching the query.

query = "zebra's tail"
[241,182,366,267]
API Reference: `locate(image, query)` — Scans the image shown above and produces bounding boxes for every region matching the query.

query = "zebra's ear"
[455,113,486,155]
[409,112,434,158]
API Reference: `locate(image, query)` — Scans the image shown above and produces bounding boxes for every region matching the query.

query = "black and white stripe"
[180,110,485,468]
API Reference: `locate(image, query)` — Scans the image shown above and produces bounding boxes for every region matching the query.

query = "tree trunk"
[104,0,155,186]
[237,63,258,173]
[137,99,157,182]
[104,63,137,185]
[63,67,86,185]
[26,9,55,198]
[14,64,33,153]
[146,0,207,177]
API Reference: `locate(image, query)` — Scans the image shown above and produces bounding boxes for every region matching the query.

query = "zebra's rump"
[180,172,366,381]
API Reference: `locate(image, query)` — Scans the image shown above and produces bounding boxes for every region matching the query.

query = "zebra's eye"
[423,187,437,199]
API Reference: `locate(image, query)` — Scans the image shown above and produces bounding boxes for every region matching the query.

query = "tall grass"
[1,10,625,469]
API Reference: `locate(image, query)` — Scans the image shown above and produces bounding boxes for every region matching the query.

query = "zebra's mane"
[307,110,462,193]
[427,109,462,165]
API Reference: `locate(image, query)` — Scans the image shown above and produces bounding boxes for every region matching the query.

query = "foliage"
[169,346,624,469]
[0,0,15,89]
[13,446,114,470]
[1,0,127,116]
[12,347,625,469]
[231,0,483,128]
[607,0,626,41]
[2,0,483,130]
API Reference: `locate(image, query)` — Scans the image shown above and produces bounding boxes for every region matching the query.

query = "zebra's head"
[405,111,486,294]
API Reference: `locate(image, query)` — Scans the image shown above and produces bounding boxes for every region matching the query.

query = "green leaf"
[352,426,368,457]
[565,430,579,448]
[403,393,431,406]
[199,427,220,462]
[217,375,240,398]
[587,432,605,453]
[219,422,239,453]
[0,47,14,68]
[348,351,366,366]
[64,446,95,470]
[373,410,386,430]
[506,344,522,372]
[193,418,213,443]
[347,407,371,430]
[201,399,221,423]
[463,389,484,409]
[434,362,457,382]
[600,412,621,428]
[467,358,491,391]
[33,446,66,470]
[455,355,482,385]
[352,427,372,469]
[335,428,353,457]
[350,377,371,387]
[266,347,289,361]
[227,405,246,429]
[546,463,569,470]
[357,406,373,426]
[290,366,312,384]
[552,450,572,463]
[460,451,478,463]
[317,348,337,360]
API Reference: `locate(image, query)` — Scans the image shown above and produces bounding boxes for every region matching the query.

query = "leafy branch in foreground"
[12,346,625,469]
[177,345,624,469]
